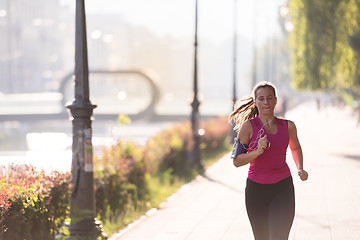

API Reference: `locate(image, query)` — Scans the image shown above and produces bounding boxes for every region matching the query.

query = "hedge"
[0,165,71,240]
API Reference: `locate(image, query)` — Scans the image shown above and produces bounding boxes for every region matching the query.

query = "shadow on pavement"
[334,153,360,162]
[201,174,244,194]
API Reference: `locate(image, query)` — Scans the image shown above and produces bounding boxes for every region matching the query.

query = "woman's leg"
[245,178,270,240]
[268,177,295,240]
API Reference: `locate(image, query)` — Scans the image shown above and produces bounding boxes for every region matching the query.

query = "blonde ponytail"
[228,96,258,132]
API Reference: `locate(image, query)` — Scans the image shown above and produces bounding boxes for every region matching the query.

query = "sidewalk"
[110,101,360,240]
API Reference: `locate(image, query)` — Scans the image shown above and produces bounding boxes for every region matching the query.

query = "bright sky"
[60,0,284,45]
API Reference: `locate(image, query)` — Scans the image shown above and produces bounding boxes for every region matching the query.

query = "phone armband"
[231,138,249,159]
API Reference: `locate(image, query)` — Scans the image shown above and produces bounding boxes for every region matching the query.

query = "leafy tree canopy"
[289,0,360,98]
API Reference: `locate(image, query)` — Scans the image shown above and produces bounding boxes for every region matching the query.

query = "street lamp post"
[66,0,106,239]
[190,0,203,172]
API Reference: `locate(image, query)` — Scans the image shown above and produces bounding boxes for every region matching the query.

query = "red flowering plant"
[0,164,71,240]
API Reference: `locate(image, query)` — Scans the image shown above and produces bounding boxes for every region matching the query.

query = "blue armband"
[231,138,248,159]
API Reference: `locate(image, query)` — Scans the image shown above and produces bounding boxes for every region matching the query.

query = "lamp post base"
[55,218,107,240]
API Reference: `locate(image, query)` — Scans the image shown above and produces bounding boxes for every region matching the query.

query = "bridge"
[0,69,222,122]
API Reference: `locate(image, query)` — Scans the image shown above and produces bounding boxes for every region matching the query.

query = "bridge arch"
[59,69,161,120]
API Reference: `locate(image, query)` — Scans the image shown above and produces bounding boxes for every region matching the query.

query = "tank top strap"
[252,117,261,127]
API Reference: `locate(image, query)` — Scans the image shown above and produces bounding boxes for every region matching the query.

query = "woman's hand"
[298,169,308,181]
[256,135,268,155]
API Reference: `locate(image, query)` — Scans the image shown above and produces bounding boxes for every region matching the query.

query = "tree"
[289,0,360,98]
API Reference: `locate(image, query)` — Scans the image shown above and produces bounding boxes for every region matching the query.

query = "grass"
[146,169,187,208]
[202,144,232,168]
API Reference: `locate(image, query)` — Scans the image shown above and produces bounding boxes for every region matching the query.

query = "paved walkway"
[110,101,360,240]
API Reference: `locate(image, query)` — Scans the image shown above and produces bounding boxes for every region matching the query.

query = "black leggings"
[245,176,295,240]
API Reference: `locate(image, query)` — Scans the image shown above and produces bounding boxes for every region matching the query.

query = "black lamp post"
[66,0,106,239]
[190,0,203,172]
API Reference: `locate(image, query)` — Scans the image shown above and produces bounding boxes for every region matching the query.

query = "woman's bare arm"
[288,120,308,181]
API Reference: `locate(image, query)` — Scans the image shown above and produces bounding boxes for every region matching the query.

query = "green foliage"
[144,122,193,179]
[117,114,131,126]
[93,117,231,235]
[94,140,147,224]
[145,171,185,208]
[289,0,360,97]
[0,165,71,240]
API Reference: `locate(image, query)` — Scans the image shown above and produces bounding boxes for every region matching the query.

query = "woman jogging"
[229,82,308,240]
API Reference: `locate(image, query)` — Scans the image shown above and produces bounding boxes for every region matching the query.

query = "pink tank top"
[247,116,291,184]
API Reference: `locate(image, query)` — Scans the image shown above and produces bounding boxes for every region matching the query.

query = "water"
[0,119,174,173]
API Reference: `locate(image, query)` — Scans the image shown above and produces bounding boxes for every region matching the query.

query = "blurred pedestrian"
[228,81,308,240]
[316,96,321,111]
[277,94,287,117]
[354,100,360,127]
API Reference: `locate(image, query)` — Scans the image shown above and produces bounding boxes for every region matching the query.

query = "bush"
[143,122,193,178]
[0,165,71,240]
[144,117,230,178]
[93,117,231,232]
[94,140,148,224]
[200,117,229,153]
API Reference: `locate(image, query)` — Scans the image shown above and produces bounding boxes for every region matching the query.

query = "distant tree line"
[289,0,360,100]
